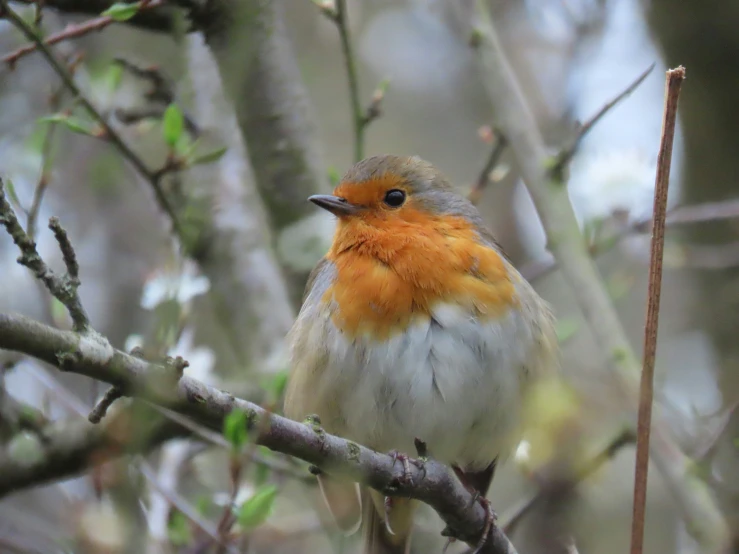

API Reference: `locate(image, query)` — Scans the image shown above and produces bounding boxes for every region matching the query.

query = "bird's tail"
[361,489,416,554]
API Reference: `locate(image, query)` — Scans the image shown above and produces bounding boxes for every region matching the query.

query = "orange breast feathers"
[322,204,519,340]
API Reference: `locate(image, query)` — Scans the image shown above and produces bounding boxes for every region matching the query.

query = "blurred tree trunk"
[200,0,331,305]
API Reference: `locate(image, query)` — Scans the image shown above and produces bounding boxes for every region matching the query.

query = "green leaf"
[376,77,391,95]
[180,137,200,159]
[101,2,140,21]
[266,370,289,401]
[4,178,21,210]
[105,63,124,92]
[50,297,67,326]
[555,318,579,343]
[223,408,249,450]
[167,511,192,546]
[607,272,633,301]
[189,146,228,166]
[254,448,273,485]
[162,103,184,148]
[327,166,341,187]
[39,114,98,137]
[237,485,278,530]
[254,462,270,486]
[195,495,212,516]
[25,123,48,154]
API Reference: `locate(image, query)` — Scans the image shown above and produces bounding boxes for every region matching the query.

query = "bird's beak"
[308,195,361,216]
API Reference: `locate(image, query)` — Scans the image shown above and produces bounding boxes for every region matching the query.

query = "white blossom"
[140,260,211,310]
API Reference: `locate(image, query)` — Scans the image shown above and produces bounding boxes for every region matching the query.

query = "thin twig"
[0,536,46,554]
[549,63,656,182]
[112,58,200,135]
[115,105,200,137]
[49,217,80,280]
[1,0,165,67]
[88,386,125,423]
[137,459,242,554]
[467,2,728,549]
[334,0,363,161]
[113,57,173,104]
[671,241,739,270]
[630,66,685,554]
[469,132,508,205]
[148,404,314,481]
[500,428,635,535]
[664,198,739,227]
[520,195,739,282]
[318,0,385,162]
[0,180,89,331]
[0,0,183,236]
[27,365,89,416]
[27,61,80,240]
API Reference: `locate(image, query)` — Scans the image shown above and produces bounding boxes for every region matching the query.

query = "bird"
[284,155,558,554]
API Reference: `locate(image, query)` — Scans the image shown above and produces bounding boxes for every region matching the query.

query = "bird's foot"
[469,495,497,554]
[388,450,426,486]
[440,495,498,553]
[383,496,396,535]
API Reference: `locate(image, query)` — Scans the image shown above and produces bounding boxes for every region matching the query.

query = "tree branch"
[0,171,513,551]
[0,311,515,553]
[466,2,729,551]
[183,33,294,371]
[0,0,184,237]
[0,401,187,497]
[11,0,182,32]
[0,186,89,331]
[520,196,739,282]
[2,0,166,67]
[200,0,332,303]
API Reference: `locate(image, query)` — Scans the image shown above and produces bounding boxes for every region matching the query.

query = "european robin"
[284,155,558,554]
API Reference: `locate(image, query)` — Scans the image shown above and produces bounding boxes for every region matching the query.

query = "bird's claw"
[388,450,426,486]
[441,496,497,553]
[441,536,457,553]
[384,496,396,535]
[470,496,498,554]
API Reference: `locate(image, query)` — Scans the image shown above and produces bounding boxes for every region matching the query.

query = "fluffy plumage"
[284,155,558,553]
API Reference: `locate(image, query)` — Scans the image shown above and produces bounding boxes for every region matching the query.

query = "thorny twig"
[0,179,89,331]
[630,66,685,554]
[0,0,183,236]
[1,0,165,67]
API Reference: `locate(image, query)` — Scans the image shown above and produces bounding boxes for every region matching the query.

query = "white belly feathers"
[310,295,537,469]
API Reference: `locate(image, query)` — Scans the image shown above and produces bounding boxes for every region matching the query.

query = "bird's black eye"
[383,189,406,208]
